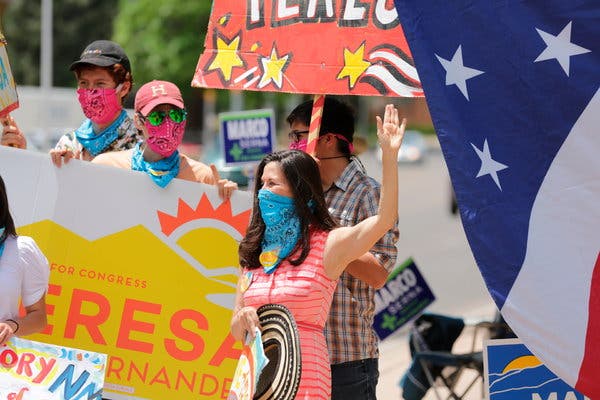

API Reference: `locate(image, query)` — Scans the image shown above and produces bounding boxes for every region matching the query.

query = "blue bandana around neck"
[258,189,302,274]
[131,143,180,188]
[74,110,127,156]
[0,227,6,258]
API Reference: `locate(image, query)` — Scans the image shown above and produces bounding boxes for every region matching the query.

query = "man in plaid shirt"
[287,97,399,400]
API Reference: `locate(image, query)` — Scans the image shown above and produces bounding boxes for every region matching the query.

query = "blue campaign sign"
[218,109,276,166]
[484,339,590,400]
[373,258,435,340]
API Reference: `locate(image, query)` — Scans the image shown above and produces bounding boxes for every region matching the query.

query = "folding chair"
[400,312,514,400]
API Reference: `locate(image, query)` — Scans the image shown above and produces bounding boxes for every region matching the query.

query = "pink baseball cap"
[134,80,184,116]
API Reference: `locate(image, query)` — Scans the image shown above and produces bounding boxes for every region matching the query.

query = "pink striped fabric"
[243,229,337,399]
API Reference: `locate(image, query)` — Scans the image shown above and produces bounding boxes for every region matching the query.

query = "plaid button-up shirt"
[324,158,399,364]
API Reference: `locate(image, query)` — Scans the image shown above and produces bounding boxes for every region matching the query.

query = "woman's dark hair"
[0,175,17,236]
[239,150,336,269]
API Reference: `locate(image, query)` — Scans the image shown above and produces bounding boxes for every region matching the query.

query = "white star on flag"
[534,21,591,76]
[471,139,508,190]
[436,45,484,100]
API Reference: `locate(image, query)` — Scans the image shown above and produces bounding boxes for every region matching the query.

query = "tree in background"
[3,0,118,87]
[112,1,299,144]
[113,1,213,141]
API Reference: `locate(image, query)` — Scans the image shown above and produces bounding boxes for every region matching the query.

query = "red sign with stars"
[192,0,423,97]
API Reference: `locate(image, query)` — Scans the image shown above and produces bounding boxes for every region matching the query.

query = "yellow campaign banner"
[0,147,253,400]
[0,34,19,117]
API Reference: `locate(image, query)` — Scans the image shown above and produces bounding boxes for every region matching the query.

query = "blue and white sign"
[219,109,276,166]
[484,339,590,400]
[373,258,435,340]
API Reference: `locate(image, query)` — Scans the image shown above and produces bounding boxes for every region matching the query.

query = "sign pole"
[306,94,325,156]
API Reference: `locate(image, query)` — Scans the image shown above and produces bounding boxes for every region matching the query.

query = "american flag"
[394,0,599,396]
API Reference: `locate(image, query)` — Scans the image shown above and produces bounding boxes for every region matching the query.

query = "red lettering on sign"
[149,366,171,388]
[64,289,110,344]
[117,299,161,353]
[175,369,196,392]
[198,373,219,396]
[106,355,124,380]
[15,352,35,377]
[42,283,62,335]
[32,357,56,384]
[38,285,238,372]
[0,348,18,368]
[7,387,29,400]
[127,360,148,383]
[209,333,242,367]
[220,378,233,399]
[164,309,208,361]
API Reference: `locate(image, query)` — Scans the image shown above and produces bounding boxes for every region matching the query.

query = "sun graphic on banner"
[158,194,250,237]
[502,355,543,373]
[157,194,251,308]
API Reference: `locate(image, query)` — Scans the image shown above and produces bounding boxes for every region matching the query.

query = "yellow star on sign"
[206,32,244,82]
[337,43,371,88]
[258,45,290,89]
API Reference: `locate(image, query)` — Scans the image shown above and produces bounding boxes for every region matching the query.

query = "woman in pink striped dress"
[232,105,405,399]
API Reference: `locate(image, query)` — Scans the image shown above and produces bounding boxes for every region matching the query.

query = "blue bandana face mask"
[258,189,301,274]
[131,143,180,188]
[0,227,6,258]
[74,109,128,156]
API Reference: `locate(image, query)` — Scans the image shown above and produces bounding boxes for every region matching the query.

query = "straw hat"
[254,304,302,400]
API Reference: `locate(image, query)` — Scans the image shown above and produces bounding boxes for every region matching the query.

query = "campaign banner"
[484,339,589,400]
[219,109,275,166]
[0,34,19,117]
[373,258,435,340]
[0,337,107,400]
[0,147,253,400]
[192,0,423,97]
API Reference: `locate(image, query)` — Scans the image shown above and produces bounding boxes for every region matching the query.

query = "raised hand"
[210,164,238,200]
[376,104,406,155]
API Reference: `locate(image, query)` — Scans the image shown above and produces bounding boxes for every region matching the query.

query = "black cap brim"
[69,57,126,71]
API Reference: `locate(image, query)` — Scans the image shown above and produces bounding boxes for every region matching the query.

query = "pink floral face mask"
[145,118,186,158]
[289,139,308,152]
[288,133,354,154]
[77,84,123,125]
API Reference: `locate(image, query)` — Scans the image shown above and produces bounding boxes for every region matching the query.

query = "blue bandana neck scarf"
[131,143,180,188]
[258,189,302,274]
[0,227,6,258]
[74,110,127,156]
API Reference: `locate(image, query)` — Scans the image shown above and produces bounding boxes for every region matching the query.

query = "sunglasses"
[288,130,309,142]
[142,108,187,126]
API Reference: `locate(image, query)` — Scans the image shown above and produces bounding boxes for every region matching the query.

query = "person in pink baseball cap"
[92,80,237,198]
